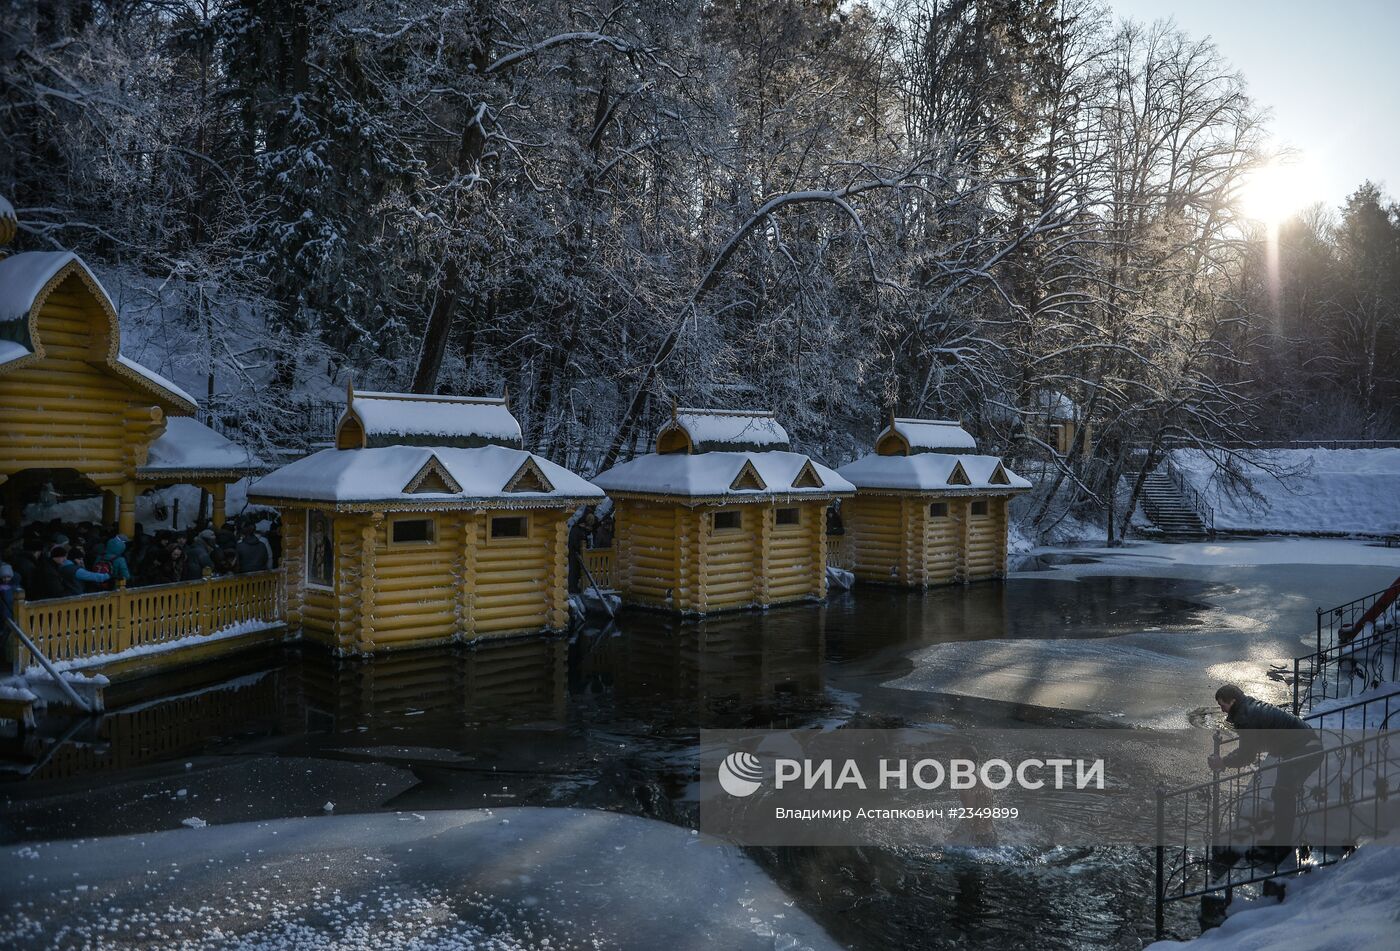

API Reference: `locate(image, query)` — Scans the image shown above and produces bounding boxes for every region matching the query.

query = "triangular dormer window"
[947,461,971,486]
[989,462,1010,485]
[792,459,824,489]
[505,457,555,493]
[404,455,463,494]
[730,459,767,491]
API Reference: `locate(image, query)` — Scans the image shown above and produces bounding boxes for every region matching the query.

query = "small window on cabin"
[929,502,949,518]
[970,500,989,517]
[775,507,801,527]
[712,510,742,532]
[491,515,528,539]
[392,517,435,544]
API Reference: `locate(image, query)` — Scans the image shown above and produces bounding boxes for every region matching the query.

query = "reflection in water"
[2,575,1229,949]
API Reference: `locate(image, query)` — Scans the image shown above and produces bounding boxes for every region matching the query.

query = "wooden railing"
[11,570,284,670]
[826,534,853,570]
[582,548,615,589]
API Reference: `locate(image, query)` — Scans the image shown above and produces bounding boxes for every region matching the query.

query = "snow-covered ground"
[23,479,262,532]
[1147,831,1400,950]
[0,808,841,951]
[1171,448,1400,536]
[888,539,1400,726]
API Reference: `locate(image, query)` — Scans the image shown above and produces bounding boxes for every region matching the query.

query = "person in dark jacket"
[26,546,72,601]
[236,525,270,573]
[567,510,597,593]
[185,530,215,576]
[1208,683,1323,856]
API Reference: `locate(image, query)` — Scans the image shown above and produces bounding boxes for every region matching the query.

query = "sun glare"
[1238,160,1316,226]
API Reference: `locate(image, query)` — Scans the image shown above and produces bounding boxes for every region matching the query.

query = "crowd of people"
[0,514,282,613]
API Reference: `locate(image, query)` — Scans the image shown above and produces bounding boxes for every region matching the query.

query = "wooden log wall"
[470,509,561,636]
[964,496,1009,581]
[846,495,905,584]
[846,492,1009,588]
[704,508,756,609]
[922,501,961,585]
[366,514,458,649]
[617,502,679,609]
[0,275,169,488]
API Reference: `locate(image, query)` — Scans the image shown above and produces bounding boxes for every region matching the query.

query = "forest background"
[4,0,1399,538]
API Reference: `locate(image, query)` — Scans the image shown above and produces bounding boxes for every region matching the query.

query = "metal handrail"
[1292,622,1399,714]
[1162,455,1215,534]
[1316,579,1400,656]
[1155,724,1398,936]
[5,615,93,714]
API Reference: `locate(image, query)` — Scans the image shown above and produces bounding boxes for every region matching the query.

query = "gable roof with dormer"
[593,406,851,502]
[250,443,603,511]
[655,407,791,454]
[874,417,977,455]
[335,388,523,450]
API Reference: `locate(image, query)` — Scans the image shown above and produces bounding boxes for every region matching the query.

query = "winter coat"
[185,540,214,576]
[100,537,132,583]
[61,561,110,595]
[1221,696,1322,768]
[27,558,70,601]
[236,536,270,573]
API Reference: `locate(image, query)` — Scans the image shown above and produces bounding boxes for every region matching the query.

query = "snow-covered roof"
[139,416,264,475]
[593,450,854,499]
[0,339,26,368]
[876,418,977,455]
[0,250,84,324]
[1034,389,1079,420]
[116,354,198,407]
[0,250,197,411]
[838,453,1031,493]
[657,408,791,453]
[250,444,602,507]
[339,390,523,449]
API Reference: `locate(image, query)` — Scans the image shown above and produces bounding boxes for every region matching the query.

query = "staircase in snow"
[1141,470,1209,537]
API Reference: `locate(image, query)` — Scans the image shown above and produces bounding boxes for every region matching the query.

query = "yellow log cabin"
[0,230,263,540]
[836,418,1030,587]
[592,408,854,614]
[248,389,604,654]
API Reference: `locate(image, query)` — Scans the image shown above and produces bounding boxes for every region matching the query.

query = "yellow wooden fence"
[826,534,853,570]
[12,570,284,670]
[582,548,615,589]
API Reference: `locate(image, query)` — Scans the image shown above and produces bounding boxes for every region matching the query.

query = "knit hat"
[199,529,216,543]
[0,563,13,580]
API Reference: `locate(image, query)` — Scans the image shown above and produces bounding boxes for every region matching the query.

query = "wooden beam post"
[101,490,116,528]
[118,481,136,539]
[211,483,227,529]
[357,514,381,653]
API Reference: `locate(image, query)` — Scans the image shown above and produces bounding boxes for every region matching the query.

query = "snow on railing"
[1293,623,1400,714]
[11,570,284,671]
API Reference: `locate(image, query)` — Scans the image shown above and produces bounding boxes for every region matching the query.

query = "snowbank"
[1172,448,1400,536]
[1147,830,1400,950]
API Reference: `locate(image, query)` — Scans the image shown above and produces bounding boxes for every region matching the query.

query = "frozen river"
[3,538,1397,949]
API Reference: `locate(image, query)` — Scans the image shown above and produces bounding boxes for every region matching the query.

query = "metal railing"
[1293,622,1400,714]
[1316,580,1400,655]
[1161,455,1216,535]
[1154,689,1400,936]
